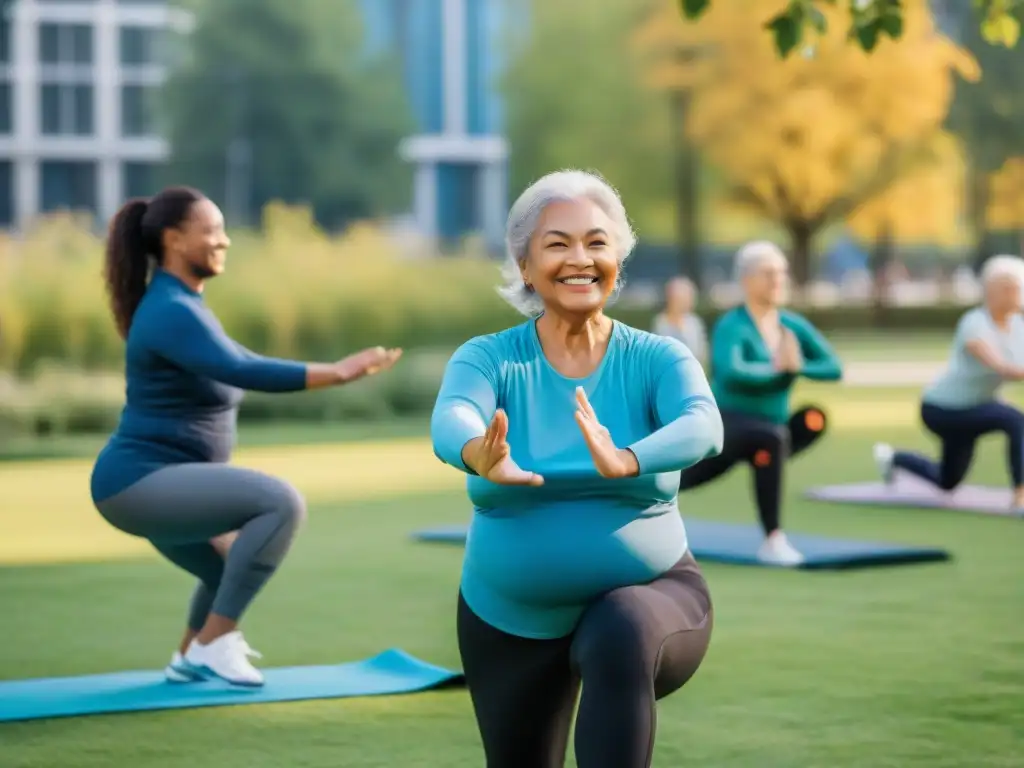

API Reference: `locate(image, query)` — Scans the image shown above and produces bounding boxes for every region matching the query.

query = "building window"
[0,83,10,135]
[39,23,94,66]
[0,18,11,65]
[121,84,158,137]
[0,161,13,227]
[40,161,98,215]
[120,26,165,66]
[39,84,94,136]
[122,162,160,199]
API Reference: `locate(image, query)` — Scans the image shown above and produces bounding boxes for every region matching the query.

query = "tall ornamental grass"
[0,203,521,376]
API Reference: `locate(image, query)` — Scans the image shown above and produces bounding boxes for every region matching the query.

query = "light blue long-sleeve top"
[923,307,1024,409]
[430,318,724,639]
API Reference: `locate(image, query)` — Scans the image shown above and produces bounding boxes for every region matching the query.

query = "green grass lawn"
[0,417,432,463]
[1,391,1023,767]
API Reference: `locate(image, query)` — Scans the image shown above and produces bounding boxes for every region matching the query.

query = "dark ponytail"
[104,198,151,340]
[103,186,205,339]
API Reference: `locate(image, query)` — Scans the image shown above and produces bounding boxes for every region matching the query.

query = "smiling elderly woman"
[430,170,724,768]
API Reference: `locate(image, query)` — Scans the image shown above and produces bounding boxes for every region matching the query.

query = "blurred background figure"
[679,242,843,567]
[876,254,1024,512]
[652,276,708,366]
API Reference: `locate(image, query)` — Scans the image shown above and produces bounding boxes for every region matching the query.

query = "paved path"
[840,361,944,387]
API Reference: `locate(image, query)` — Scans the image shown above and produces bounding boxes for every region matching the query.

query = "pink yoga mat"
[804,472,1017,517]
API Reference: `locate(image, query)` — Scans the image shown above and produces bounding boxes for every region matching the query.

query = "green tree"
[944,9,1024,265]
[678,0,1022,58]
[500,0,679,240]
[161,0,413,229]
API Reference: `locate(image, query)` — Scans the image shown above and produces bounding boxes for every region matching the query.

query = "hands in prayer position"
[774,328,803,374]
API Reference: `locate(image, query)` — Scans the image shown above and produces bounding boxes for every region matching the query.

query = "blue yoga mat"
[413,520,950,570]
[0,648,463,723]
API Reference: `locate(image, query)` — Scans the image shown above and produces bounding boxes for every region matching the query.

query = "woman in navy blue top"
[92,186,400,686]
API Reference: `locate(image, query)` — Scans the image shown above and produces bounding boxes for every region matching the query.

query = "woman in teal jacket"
[679,241,843,566]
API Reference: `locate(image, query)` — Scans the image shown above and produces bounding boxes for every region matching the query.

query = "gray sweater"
[652,312,708,366]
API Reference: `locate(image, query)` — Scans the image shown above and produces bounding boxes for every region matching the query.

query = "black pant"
[457,552,713,768]
[893,401,1024,490]
[678,405,828,535]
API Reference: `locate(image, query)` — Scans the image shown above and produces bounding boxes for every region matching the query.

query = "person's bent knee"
[751,425,788,467]
[270,480,307,531]
[938,475,963,493]
[1004,411,1024,440]
[253,477,307,533]
[790,405,828,436]
[801,406,828,434]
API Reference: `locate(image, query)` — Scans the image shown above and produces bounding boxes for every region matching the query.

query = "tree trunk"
[870,221,895,327]
[787,222,815,290]
[967,162,991,271]
[670,89,702,291]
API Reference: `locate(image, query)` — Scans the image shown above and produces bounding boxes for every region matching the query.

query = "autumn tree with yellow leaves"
[987,157,1024,253]
[845,132,966,247]
[638,0,978,285]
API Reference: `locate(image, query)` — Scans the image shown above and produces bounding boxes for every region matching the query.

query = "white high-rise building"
[1,0,188,229]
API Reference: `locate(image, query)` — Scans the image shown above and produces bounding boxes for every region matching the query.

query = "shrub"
[0,350,449,439]
[0,205,522,375]
[0,205,972,378]
[0,205,975,439]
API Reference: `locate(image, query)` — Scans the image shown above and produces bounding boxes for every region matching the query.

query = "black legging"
[893,401,1024,490]
[679,405,828,534]
[457,551,713,768]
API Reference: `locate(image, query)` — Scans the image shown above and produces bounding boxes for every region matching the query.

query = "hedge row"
[0,351,451,439]
[0,207,972,378]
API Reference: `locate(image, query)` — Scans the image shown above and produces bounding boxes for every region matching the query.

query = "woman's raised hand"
[335,346,403,383]
[574,387,639,479]
[462,409,544,486]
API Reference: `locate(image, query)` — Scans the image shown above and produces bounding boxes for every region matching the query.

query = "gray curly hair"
[981,254,1024,287]
[497,169,638,316]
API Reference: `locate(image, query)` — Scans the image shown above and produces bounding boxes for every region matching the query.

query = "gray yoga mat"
[804,472,1016,517]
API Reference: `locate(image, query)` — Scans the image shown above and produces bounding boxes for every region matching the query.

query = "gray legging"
[96,464,306,630]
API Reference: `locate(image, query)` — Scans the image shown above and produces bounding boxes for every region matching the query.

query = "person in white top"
[875,254,1024,512]
[652,277,708,367]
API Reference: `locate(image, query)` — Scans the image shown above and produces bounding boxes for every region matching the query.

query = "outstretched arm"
[431,341,499,473]
[627,343,724,475]
[966,339,1021,378]
[961,313,1024,380]
[790,315,843,381]
[150,300,309,391]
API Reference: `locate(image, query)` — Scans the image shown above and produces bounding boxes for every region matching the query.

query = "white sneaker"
[184,631,265,687]
[165,651,204,683]
[874,443,895,484]
[757,531,805,567]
